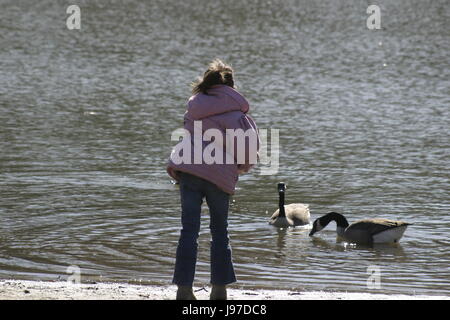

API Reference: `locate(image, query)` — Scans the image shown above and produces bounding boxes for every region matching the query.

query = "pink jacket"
[167,85,259,194]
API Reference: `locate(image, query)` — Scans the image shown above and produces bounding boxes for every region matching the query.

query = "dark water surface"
[1,0,449,295]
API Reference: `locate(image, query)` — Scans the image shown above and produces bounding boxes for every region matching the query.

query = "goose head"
[278,182,286,194]
[309,218,325,236]
[309,212,349,236]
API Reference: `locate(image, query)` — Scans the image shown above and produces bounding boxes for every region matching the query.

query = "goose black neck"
[278,183,286,218]
[278,191,286,218]
[322,212,349,228]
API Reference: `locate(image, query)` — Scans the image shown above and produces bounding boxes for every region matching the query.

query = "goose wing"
[270,204,310,226]
[285,203,310,226]
[348,219,410,236]
[269,209,295,227]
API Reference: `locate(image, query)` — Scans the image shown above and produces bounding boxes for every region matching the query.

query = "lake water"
[0,0,449,296]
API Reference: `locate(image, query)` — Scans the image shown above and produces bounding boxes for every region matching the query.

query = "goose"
[269,182,310,228]
[309,212,411,244]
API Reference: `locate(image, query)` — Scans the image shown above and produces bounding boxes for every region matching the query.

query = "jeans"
[172,172,236,286]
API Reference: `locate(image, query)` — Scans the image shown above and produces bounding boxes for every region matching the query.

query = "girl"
[167,59,259,300]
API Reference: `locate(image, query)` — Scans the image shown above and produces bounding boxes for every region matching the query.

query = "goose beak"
[309,227,316,237]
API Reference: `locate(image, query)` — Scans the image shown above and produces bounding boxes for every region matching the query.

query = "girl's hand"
[237,165,250,175]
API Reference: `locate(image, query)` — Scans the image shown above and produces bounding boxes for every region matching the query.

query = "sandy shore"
[0,280,447,300]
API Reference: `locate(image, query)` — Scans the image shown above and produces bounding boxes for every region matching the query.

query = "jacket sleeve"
[234,114,260,174]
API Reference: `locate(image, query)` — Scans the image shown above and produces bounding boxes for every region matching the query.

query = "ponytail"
[192,59,235,95]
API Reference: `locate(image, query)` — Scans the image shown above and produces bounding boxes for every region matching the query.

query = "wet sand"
[0,280,447,300]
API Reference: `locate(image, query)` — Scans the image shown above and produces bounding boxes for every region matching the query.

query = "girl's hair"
[192,59,235,95]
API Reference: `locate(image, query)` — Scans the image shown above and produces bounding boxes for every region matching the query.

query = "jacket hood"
[186,85,249,120]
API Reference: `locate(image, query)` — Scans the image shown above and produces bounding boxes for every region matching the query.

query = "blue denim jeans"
[172,172,236,286]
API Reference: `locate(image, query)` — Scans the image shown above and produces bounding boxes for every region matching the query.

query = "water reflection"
[310,235,408,255]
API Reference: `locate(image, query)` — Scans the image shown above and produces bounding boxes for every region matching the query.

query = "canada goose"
[269,183,310,228]
[309,212,411,244]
